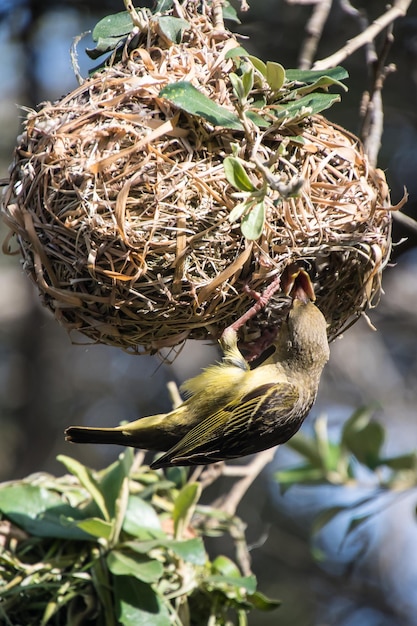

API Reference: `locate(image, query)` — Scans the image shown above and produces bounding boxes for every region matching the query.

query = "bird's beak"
[282,266,316,303]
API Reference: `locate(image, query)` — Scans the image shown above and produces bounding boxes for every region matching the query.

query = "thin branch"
[212,448,276,516]
[393,210,417,235]
[359,19,396,166]
[313,0,413,71]
[298,0,332,70]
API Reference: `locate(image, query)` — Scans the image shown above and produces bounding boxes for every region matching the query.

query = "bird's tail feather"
[65,426,129,447]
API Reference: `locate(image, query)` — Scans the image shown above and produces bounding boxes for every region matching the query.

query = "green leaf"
[248,55,267,77]
[248,590,281,611]
[113,576,170,626]
[347,422,385,468]
[212,555,242,578]
[311,506,347,535]
[295,76,348,96]
[58,455,110,522]
[155,0,174,12]
[224,156,256,192]
[99,449,133,521]
[75,516,113,540]
[266,61,285,92]
[229,200,250,223]
[286,66,348,86]
[285,432,322,467]
[241,66,254,99]
[381,452,417,470]
[275,465,326,487]
[225,46,251,60]
[341,405,378,443]
[167,538,206,565]
[245,109,270,128]
[241,200,265,240]
[222,1,241,23]
[92,11,134,40]
[107,550,163,583]
[207,574,257,594]
[157,16,190,44]
[159,82,243,130]
[345,513,372,536]
[127,537,206,565]
[123,495,162,536]
[230,73,246,102]
[0,484,90,540]
[272,92,341,121]
[86,36,127,60]
[341,406,385,468]
[173,482,201,539]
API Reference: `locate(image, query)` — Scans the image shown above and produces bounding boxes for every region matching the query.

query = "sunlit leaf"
[248,55,267,77]
[76,516,113,540]
[230,73,246,101]
[225,46,250,59]
[212,555,241,578]
[127,536,206,565]
[123,495,162,536]
[241,200,265,240]
[157,16,190,43]
[207,574,257,594]
[160,82,243,130]
[224,156,256,192]
[245,109,270,128]
[155,0,174,12]
[92,11,134,40]
[266,61,285,92]
[229,201,250,223]
[173,482,201,539]
[241,66,254,99]
[0,484,90,540]
[107,550,163,583]
[222,1,241,23]
[285,66,348,86]
[58,455,110,521]
[271,93,341,121]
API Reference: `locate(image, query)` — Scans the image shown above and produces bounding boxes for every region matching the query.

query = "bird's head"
[282,264,316,303]
[278,265,330,370]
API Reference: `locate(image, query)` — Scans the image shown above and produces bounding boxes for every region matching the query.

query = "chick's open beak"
[282,265,316,303]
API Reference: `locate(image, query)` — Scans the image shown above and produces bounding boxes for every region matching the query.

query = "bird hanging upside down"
[65,268,329,468]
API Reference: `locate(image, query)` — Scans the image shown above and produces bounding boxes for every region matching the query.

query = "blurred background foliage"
[1,1,417,625]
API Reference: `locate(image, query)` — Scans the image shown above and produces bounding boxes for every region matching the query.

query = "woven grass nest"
[2,2,397,356]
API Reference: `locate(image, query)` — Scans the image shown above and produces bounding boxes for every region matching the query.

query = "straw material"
[1,5,397,355]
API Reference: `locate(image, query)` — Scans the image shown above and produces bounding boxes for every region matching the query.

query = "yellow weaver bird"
[65,269,329,468]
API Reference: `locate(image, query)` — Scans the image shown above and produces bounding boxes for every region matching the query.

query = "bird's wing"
[151,381,302,468]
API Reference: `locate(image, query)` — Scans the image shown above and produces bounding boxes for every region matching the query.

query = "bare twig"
[354,6,395,166]
[212,448,276,516]
[313,0,413,71]
[123,0,149,30]
[392,210,417,235]
[298,0,332,69]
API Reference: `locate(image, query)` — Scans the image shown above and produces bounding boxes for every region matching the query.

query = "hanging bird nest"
[1,1,398,356]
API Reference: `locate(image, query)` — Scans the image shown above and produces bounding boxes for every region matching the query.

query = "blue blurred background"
[1,1,417,624]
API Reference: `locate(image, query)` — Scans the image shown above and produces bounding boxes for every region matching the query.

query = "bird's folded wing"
[151,381,300,468]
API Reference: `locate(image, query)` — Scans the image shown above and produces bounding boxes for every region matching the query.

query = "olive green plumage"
[65,286,329,468]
